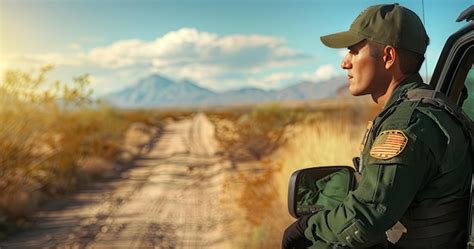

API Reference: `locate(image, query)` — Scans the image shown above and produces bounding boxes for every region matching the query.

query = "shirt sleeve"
[304,111,447,247]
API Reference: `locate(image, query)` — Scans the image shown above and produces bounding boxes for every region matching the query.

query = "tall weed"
[231,105,372,249]
[0,66,131,234]
[217,103,303,161]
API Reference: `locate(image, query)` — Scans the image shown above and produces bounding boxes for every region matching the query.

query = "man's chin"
[348,87,363,96]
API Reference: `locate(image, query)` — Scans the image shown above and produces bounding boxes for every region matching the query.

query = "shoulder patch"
[370,130,408,160]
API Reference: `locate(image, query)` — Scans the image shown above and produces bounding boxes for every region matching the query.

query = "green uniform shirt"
[298,169,353,214]
[304,74,472,248]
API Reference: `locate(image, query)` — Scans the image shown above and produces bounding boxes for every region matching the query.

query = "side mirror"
[288,166,356,218]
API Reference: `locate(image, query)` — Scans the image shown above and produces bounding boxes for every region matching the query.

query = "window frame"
[430,22,474,105]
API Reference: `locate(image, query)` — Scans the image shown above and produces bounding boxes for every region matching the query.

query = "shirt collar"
[383,73,426,109]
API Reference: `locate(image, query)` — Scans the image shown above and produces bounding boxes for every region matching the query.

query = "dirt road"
[1,113,234,249]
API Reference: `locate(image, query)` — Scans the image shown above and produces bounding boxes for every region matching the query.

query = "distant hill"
[103,74,347,108]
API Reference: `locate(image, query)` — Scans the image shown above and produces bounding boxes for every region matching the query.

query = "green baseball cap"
[320,3,429,55]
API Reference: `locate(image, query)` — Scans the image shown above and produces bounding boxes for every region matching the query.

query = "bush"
[0,66,130,230]
[226,102,373,249]
[218,103,303,161]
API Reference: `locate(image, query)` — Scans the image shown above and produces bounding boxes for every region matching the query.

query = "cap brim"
[320,30,365,48]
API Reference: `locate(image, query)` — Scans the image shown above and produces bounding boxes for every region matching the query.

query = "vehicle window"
[462,64,474,120]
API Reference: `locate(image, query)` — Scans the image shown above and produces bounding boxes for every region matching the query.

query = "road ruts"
[1,113,233,249]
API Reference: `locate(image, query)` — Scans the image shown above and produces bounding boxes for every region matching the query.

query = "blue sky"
[1,0,472,95]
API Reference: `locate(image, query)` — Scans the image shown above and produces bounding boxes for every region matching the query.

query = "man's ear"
[383,45,397,70]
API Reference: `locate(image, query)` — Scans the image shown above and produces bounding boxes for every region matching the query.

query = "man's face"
[341,41,387,96]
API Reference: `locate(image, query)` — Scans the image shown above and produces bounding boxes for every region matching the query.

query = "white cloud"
[264,72,295,83]
[167,65,222,83]
[338,49,347,58]
[180,71,296,92]
[2,28,314,92]
[314,64,338,80]
[241,72,296,90]
[84,28,310,75]
[301,64,340,82]
[87,39,147,68]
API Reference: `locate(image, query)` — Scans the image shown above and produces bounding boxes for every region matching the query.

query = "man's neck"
[372,74,408,108]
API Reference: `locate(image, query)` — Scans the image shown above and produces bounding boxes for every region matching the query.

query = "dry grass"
[221,101,377,249]
[214,103,304,161]
[0,67,160,237]
[275,116,366,204]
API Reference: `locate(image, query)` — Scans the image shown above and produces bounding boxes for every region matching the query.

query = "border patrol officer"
[282,4,472,249]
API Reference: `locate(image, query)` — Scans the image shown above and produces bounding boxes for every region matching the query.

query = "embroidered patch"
[369,130,408,159]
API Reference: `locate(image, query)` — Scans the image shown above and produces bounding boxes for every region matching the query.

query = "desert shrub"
[217,103,303,161]
[229,104,371,249]
[122,109,164,126]
[0,66,131,232]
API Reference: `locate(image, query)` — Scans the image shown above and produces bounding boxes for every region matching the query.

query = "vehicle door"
[428,6,474,247]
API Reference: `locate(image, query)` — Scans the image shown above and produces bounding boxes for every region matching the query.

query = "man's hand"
[282,215,313,249]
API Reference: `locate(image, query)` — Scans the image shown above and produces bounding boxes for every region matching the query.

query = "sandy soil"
[0,113,234,249]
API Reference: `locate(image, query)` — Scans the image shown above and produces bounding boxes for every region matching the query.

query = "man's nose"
[341,54,351,69]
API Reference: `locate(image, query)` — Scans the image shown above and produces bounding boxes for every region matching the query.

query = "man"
[282,3,472,249]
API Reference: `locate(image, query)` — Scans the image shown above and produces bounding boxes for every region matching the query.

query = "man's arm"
[304,114,445,247]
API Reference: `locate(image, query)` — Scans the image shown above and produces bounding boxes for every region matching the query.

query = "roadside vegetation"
[214,103,304,161]
[1,65,380,248]
[215,99,379,249]
[0,66,159,238]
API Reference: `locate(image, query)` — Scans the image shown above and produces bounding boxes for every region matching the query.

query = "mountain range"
[103,74,348,108]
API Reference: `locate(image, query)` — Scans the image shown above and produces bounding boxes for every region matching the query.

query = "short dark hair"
[397,48,425,75]
[367,40,425,75]
[368,41,384,58]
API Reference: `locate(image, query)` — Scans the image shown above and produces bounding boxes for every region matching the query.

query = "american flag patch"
[369,130,408,159]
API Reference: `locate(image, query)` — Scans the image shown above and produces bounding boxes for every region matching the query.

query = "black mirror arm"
[456,5,474,22]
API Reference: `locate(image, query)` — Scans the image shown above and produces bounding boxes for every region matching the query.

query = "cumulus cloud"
[82,28,311,76]
[84,28,309,89]
[338,49,347,58]
[264,72,295,83]
[302,64,340,82]
[86,39,148,68]
[3,28,313,91]
[314,64,338,80]
[226,72,296,90]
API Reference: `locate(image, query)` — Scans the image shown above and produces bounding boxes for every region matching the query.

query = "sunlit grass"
[0,66,155,236]
[222,101,375,249]
[275,116,366,207]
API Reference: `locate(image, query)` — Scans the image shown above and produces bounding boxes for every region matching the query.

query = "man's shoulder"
[381,98,459,133]
[378,98,466,159]
[366,101,451,165]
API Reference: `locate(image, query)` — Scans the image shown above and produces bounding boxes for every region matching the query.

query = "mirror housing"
[288,166,356,218]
